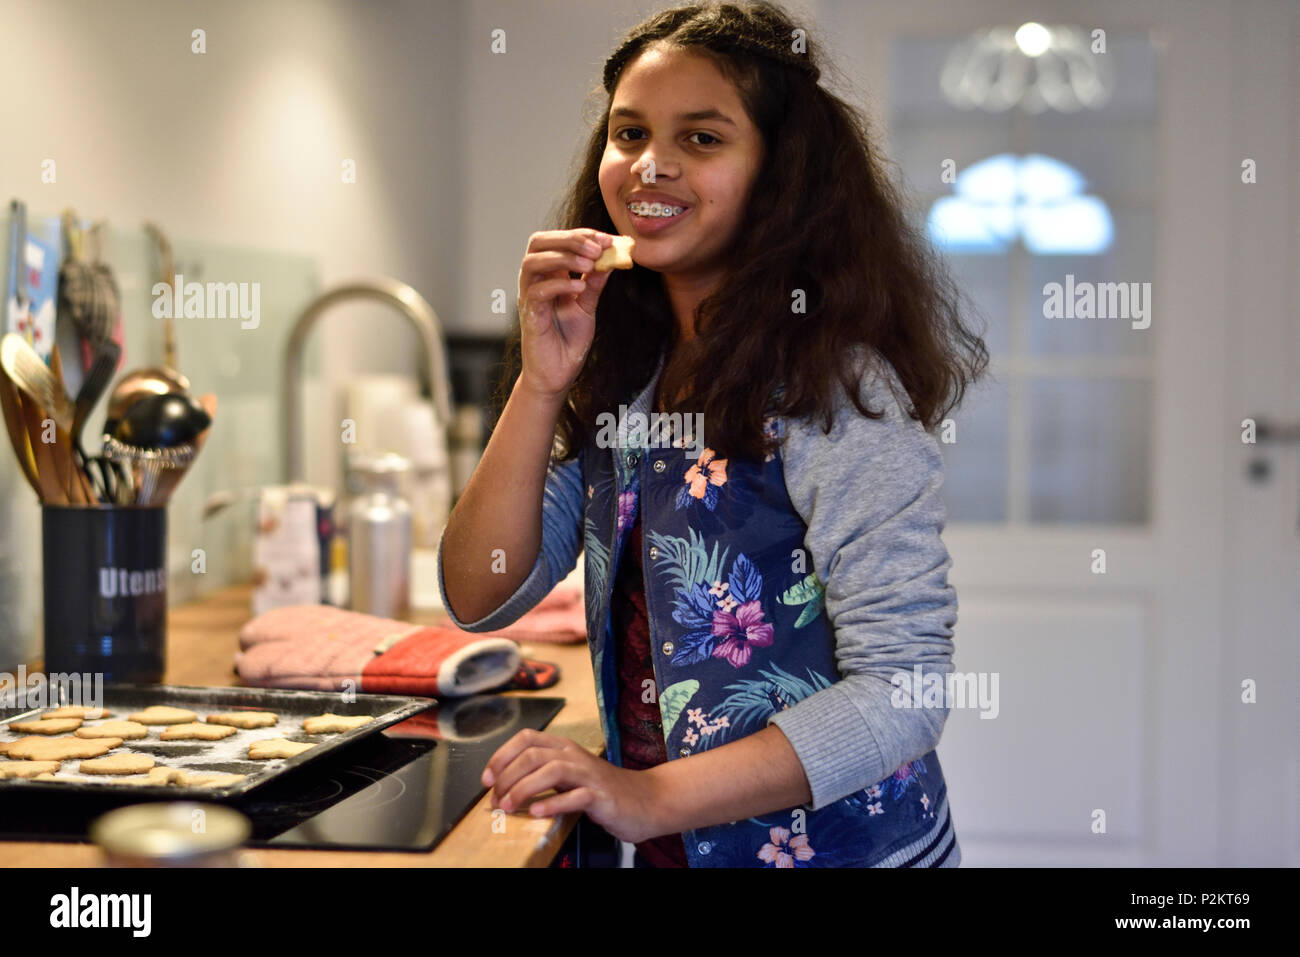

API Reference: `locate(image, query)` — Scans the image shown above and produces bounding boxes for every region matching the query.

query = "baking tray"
[0,684,434,798]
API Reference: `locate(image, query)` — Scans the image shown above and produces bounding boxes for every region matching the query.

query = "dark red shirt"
[611,509,689,867]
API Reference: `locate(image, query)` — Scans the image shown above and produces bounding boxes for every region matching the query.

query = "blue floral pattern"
[574,362,956,867]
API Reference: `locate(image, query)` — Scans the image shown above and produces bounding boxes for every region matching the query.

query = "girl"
[439,0,988,868]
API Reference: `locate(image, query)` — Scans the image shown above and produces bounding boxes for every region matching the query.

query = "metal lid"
[348,450,411,475]
[90,802,251,860]
[346,450,411,498]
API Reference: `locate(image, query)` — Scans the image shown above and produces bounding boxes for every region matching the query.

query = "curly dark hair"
[494,0,989,462]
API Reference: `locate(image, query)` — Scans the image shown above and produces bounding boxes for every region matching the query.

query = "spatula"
[71,340,121,501]
[1,333,76,432]
[15,386,65,504]
[49,345,94,503]
[51,343,97,509]
[0,367,41,498]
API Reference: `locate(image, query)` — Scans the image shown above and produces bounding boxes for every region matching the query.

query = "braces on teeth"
[628,201,685,217]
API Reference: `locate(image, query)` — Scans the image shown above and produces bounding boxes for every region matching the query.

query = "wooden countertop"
[0,584,603,868]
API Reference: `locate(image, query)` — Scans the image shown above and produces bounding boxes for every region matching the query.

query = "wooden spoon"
[192,392,217,457]
[58,420,93,504]
[49,346,92,504]
[151,392,216,506]
[0,368,41,498]
[0,334,75,431]
[0,335,93,503]
[15,387,64,504]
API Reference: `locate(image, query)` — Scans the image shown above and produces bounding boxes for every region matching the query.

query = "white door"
[822,0,1298,865]
[1217,0,1300,868]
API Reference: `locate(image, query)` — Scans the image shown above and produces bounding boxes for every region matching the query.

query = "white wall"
[0,0,463,491]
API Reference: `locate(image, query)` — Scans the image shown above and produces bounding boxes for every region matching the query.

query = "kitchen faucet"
[281,277,454,482]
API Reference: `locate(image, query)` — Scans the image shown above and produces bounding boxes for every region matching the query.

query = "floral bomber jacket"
[438,347,961,868]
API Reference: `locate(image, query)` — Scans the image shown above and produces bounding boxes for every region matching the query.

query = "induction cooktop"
[0,695,565,853]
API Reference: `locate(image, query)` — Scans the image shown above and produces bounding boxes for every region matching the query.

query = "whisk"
[100,436,196,506]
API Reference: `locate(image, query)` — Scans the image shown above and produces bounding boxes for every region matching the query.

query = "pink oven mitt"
[236,604,532,698]
[493,581,585,644]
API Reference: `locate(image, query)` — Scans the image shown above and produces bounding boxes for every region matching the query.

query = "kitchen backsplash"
[0,210,320,671]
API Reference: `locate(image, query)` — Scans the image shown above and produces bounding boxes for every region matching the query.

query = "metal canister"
[347,451,412,619]
[91,802,253,867]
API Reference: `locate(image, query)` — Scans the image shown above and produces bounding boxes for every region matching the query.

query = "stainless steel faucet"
[281,277,454,482]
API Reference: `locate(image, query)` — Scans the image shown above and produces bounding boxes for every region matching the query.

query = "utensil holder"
[41,504,167,683]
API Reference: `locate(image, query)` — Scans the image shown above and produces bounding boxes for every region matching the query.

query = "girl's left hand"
[481,728,665,845]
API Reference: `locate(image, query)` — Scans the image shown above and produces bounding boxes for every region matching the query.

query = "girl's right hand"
[516,229,615,400]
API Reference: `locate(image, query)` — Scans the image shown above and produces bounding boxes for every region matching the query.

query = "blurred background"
[0,0,1295,866]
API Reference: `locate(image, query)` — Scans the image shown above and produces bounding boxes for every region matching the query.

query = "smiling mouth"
[626,201,688,218]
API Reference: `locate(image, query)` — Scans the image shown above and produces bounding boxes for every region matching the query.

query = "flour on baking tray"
[0,718,313,787]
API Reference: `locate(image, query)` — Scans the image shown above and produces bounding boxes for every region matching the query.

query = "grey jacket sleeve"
[436,447,585,632]
[767,355,958,811]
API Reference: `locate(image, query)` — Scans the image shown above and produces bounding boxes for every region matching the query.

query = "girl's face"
[599,45,764,284]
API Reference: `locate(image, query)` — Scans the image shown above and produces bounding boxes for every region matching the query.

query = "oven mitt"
[493,581,586,644]
[236,604,554,698]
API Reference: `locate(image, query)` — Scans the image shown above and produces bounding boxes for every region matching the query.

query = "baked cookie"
[7,717,83,735]
[0,760,62,779]
[302,713,373,734]
[205,711,278,729]
[6,736,121,761]
[248,738,315,759]
[593,234,635,271]
[159,722,237,741]
[43,705,111,720]
[74,720,149,740]
[112,766,189,787]
[128,705,198,725]
[183,771,247,788]
[117,766,184,786]
[33,772,58,781]
[80,754,156,775]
